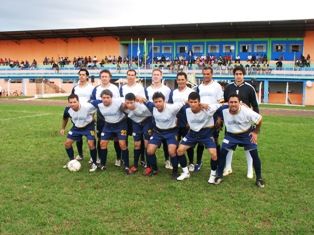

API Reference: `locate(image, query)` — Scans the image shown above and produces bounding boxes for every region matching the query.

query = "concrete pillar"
[22,79,29,96]
[263,80,269,103]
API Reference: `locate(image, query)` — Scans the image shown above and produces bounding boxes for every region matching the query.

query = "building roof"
[1,19,314,41]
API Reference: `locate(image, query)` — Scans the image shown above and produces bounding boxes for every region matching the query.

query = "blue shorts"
[180,128,216,149]
[222,132,257,151]
[132,117,154,141]
[67,122,96,141]
[101,119,128,141]
[149,128,178,146]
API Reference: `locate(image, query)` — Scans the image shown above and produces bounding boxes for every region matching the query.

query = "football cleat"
[247,171,254,179]
[176,172,190,181]
[194,162,202,172]
[89,163,98,172]
[188,164,195,172]
[115,159,121,167]
[129,165,138,173]
[75,155,83,161]
[214,176,223,185]
[223,168,233,176]
[208,170,216,184]
[256,179,265,188]
[165,160,173,170]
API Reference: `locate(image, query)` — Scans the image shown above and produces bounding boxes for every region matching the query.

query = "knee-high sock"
[140,138,145,162]
[217,148,229,177]
[66,147,74,160]
[114,141,121,160]
[225,150,234,170]
[147,154,157,171]
[162,140,169,161]
[99,149,107,166]
[170,156,178,172]
[196,144,204,165]
[247,149,262,179]
[89,148,97,164]
[177,154,187,168]
[121,149,129,168]
[187,147,194,164]
[76,139,83,157]
[245,150,254,175]
[211,158,218,171]
[134,149,141,167]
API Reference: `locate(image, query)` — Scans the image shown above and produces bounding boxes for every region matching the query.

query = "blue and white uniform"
[63,103,97,141]
[195,81,224,105]
[220,105,262,150]
[169,86,194,137]
[124,103,153,141]
[146,102,185,146]
[146,84,171,102]
[71,83,94,103]
[180,104,221,148]
[91,99,128,140]
[120,83,146,98]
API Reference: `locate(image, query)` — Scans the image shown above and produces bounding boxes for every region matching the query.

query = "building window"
[192,45,203,53]
[274,44,285,52]
[208,45,219,53]
[177,45,188,53]
[240,44,252,53]
[223,45,234,53]
[291,44,301,52]
[254,44,266,52]
[162,46,172,53]
[153,46,160,53]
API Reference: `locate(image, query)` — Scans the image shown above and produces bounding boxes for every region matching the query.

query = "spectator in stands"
[276,59,283,70]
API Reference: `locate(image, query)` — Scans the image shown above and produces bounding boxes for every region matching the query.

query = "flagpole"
[152,38,154,67]
[130,38,133,69]
[137,38,141,82]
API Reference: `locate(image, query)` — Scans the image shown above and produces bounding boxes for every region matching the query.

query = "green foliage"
[0,104,313,234]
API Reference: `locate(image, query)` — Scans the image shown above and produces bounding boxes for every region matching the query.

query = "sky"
[0,0,313,32]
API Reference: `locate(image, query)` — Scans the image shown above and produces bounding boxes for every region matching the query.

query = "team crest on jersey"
[90,130,95,136]
[121,130,127,136]
[147,129,153,136]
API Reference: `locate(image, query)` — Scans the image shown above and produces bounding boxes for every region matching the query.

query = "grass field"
[0,103,313,234]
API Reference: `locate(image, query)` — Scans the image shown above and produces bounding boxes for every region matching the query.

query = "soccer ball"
[67,159,81,172]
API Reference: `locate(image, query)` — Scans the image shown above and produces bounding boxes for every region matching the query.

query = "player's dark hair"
[233,66,246,75]
[125,93,136,101]
[202,66,213,74]
[68,93,79,101]
[228,93,241,102]
[99,69,112,78]
[176,72,187,80]
[78,68,89,76]
[188,92,200,101]
[127,69,137,76]
[100,89,113,98]
[152,91,165,101]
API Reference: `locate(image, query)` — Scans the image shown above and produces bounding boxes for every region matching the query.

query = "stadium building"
[0,19,314,105]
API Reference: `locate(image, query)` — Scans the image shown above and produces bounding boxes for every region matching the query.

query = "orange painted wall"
[0,36,120,62]
[303,31,314,61]
[269,93,303,105]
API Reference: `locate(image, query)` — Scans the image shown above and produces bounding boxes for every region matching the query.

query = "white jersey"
[146,84,171,102]
[72,83,94,103]
[222,105,262,134]
[91,83,120,101]
[64,103,96,128]
[124,103,152,123]
[196,80,224,104]
[92,99,125,124]
[170,87,194,103]
[152,102,185,129]
[120,83,146,98]
[186,104,221,131]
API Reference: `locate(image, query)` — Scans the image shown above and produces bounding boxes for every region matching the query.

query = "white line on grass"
[0,113,51,121]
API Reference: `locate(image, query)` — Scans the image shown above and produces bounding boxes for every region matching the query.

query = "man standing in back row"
[223,66,259,179]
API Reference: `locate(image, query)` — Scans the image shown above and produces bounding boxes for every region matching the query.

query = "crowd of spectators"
[0,53,311,74]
